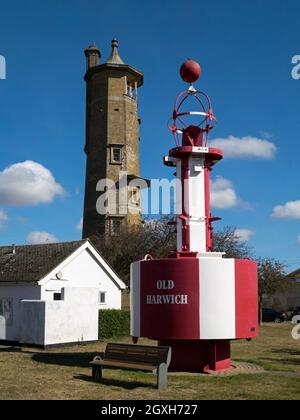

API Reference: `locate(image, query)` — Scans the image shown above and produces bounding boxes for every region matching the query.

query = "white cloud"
[0,210,8,229]
[0,161,65,206]
[234,229,255,242]
[26,231,58,245]
[76,217,83,231]
[210,136,277,159]
[211,177,239,209]
[272,201,300,219]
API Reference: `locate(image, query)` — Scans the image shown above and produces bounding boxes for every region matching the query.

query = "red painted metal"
[180,60,202,83]
[235,259,259,339]
[181,156,191,252]
[169,147,223,164]
[158,340,214,373]
[168,86,217,147]
[182,125,204,147]
[204,163,212,251]
[204,341,231,373]
[139,259,200,340]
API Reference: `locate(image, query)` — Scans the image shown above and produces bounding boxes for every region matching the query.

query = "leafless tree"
[213,226,253,259]
[90,217,176,286]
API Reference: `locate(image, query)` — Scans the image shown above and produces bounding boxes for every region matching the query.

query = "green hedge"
[99,309,130,339]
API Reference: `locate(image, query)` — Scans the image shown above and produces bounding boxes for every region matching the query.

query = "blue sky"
[0,0,300,272]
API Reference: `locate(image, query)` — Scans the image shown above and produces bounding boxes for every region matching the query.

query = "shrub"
[99,309,130,339]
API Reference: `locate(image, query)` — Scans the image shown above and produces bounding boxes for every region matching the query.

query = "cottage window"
[53,293,62,301]
[99,292,106,305]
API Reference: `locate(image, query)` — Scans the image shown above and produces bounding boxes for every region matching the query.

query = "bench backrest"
[104,343,171,367]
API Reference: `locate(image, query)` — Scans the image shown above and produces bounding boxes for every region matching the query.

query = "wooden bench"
[90,343,172,390]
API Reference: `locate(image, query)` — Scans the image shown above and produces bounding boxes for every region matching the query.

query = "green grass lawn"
[0,324,299,400]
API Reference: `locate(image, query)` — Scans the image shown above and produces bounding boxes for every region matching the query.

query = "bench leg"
[92,365,102,382]
[157,364,168,390]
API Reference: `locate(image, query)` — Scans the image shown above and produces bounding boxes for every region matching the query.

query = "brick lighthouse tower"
[82,40,144,238]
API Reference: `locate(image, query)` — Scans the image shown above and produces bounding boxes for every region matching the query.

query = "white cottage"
[0,240,126,347]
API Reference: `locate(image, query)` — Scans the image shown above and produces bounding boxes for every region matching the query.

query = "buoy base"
[159,339,231,373]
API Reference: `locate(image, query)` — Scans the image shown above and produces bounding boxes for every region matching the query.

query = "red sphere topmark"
[180,60,202,84]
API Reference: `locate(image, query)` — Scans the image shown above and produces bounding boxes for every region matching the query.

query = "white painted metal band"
[199,258,236,340]
[188,157,206,253]
[130,261,141,337]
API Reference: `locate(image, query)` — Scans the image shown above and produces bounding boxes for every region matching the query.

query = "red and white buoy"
[130,60,258,373]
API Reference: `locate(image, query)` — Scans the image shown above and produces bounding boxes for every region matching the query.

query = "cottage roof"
[0,240,86,284]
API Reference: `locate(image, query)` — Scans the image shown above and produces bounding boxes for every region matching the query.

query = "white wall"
[19,301,45,345]
[20,287,99,346]
[0,285,40,341]
[40,248,122,309]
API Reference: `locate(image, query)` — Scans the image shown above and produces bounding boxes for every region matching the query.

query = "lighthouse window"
[132,86,136,100]
[111,219,122,236]
[112,147,122,163]
[127,81,132,96]
[126,81,136,100]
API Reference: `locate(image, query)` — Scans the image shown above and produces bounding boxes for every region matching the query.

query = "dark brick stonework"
[82,40,145,239]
